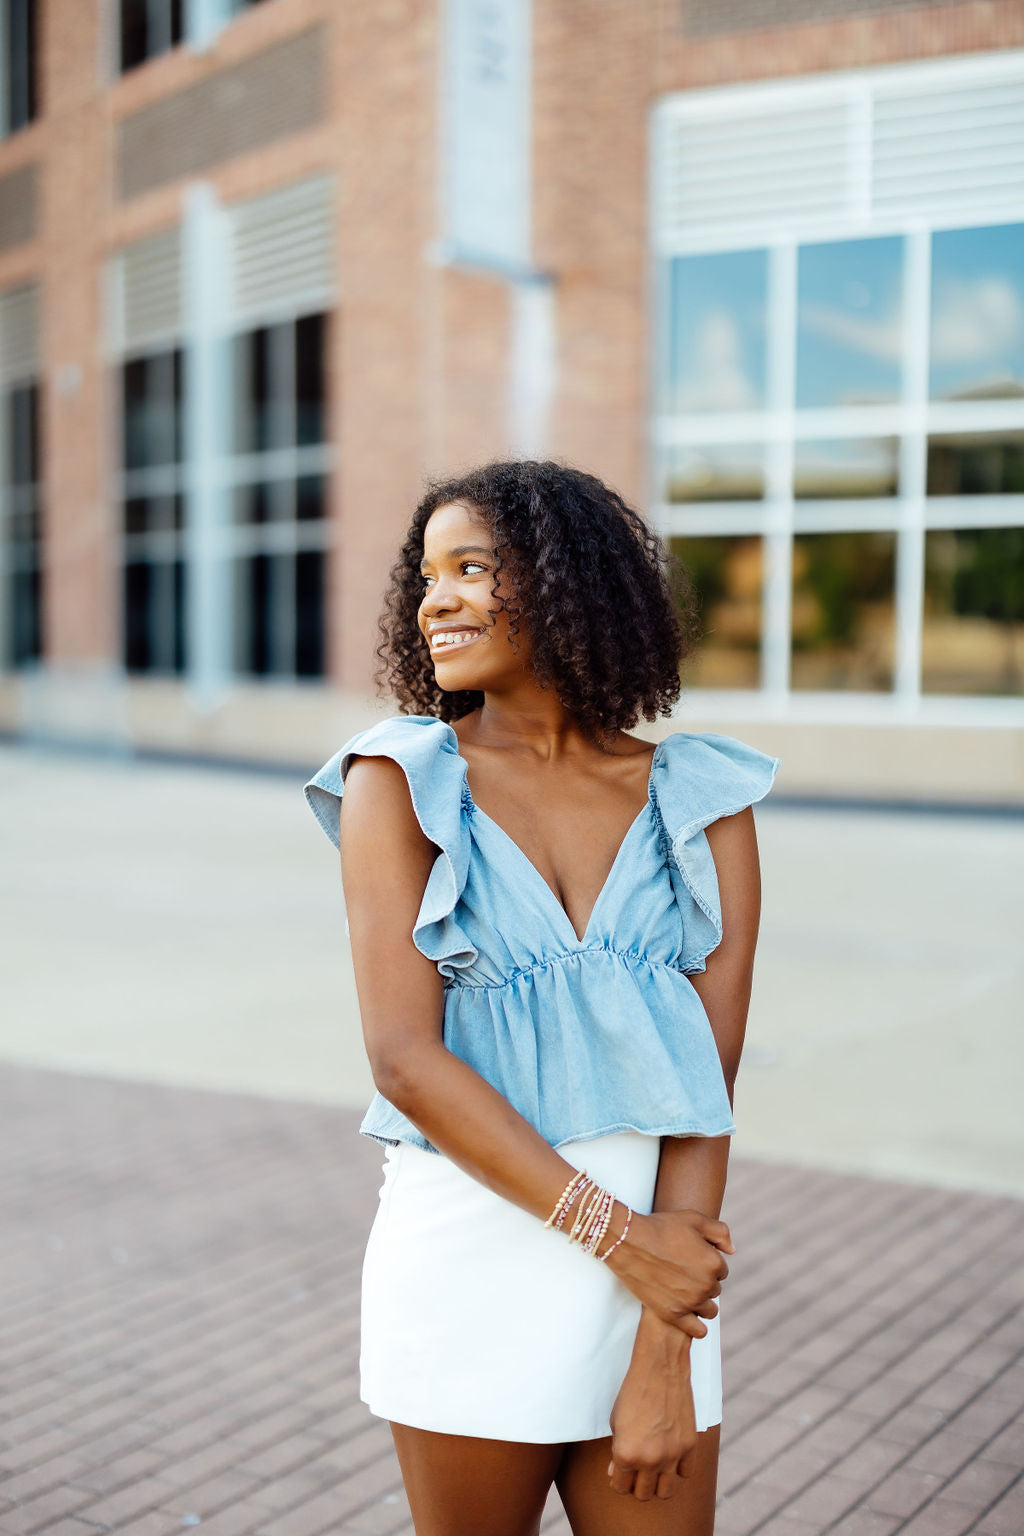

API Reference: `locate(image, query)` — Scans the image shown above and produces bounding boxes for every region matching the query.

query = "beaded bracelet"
[555,1177,592,1232]
[544,1171,631,1262]
[544,1169,589,1230]
[596,1204,632,1262]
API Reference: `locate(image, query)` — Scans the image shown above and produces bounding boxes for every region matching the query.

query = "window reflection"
[796,237,903,408]
[927,432,1024,496]
[791,532,896,691]
[669,535,763,688]
[930,224,1024,402]
[667,251,767,413]
[295,551,324,677]
[659,444,764,503]
[122,350,182,471]
[296,314,326,447]
[233,328,273,454]
[123,558,185,674]
[5,383,42,666]
[923,528,1024,696]
[120,349,185,676]
[794,438,898,499]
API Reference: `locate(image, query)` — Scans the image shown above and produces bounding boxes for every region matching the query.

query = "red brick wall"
[2,0,1023,693]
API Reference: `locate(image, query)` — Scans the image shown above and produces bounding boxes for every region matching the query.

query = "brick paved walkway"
[0,1066,1021,1536]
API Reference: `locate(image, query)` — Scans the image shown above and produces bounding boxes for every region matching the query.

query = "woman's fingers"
[609,1463,686,1502]
[677,1445,699,1480]
[608,1458,635,1496]
[631,1467,662,1501]
[701,1215,734,1253]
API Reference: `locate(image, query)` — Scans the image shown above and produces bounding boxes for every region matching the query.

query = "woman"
[304,460,779,1535]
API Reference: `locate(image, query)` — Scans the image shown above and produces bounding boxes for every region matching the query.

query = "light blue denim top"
[304,714,780,1155]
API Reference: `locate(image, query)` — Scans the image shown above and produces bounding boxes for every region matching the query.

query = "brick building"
[0,0,1022,800]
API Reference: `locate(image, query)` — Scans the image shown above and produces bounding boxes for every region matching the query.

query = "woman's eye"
[421,562,488,586]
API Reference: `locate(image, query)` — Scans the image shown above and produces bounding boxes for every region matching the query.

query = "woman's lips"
[429,629,484,656]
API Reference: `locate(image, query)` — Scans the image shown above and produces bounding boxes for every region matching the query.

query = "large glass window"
[796,237,903,409]
[669,535,763,689]
[927,432,1024,497]
[794,438,899,500]
[791,532,896,692]
[229,311,328,679]
[4,381,42,664]
[119,347,186,674]
[658,443,764,505]
[657,217,1024,704]
[119,312,329,682]
[3,0,36,133]
[923,528,1024,696]
[666,250,767,414]
[930,224,1024,404]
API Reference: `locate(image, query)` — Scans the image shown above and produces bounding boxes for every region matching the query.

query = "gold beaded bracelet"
[596,1204,632,1262]
[543,1169,590,1229]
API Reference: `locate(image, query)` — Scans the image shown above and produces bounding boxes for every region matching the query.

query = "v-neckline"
[444,727,665,948]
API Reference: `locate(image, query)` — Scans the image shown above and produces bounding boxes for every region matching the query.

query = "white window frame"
[107,177,336,694]
[650,49,1024,727]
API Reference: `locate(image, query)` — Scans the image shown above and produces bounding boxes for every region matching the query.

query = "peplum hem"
[360,944,738,1155]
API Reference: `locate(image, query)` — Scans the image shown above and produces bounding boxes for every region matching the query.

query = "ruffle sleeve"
[652,731,781,975]
[303,714,477,978]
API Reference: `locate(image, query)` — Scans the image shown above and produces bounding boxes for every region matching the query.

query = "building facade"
[0,0,1022,800]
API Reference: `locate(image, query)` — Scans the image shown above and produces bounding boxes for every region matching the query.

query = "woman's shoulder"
[304,714,466,851]
[653,728,781,838]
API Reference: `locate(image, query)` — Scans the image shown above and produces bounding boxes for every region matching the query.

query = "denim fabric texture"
[304,714,780,1155]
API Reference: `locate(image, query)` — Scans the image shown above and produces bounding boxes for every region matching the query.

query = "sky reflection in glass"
[929,224,1024,402]
[796,237,903,408]
[667,250,767,413]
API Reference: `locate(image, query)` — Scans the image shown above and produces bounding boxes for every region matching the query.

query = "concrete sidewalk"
[0,1064,1021,1536]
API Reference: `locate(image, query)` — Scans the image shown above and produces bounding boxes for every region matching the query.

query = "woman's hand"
[602,1207,732,1337]
[608,1315,699,1500]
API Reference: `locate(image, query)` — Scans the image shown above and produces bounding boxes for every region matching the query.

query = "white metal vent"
[873,76,1024,223]
[0,283,40,385]
[654,50,1024,253]
[655,95,852,250]
[110,228,182,356]
[226,176,334,327]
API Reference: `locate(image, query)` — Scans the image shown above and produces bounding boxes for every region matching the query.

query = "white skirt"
[359,1130,723,1443]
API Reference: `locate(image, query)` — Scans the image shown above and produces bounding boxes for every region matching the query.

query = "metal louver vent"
[111,228,182,356]
[0,283,40,384]
[226,176,334,326]
[654,51,1024,253]
[655,94,852,250]
[873,76,1024,221]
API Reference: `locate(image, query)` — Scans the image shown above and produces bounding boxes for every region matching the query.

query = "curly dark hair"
[373,459,699,744]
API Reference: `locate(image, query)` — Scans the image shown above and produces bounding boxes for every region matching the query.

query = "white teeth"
[434,629,480,647]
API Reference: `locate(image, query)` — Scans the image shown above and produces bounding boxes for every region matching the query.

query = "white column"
[508,276,555,458]
[763,239,797,700]
[895,226,930,706]
[182,182,231,713]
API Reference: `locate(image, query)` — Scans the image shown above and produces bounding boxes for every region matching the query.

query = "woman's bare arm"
[608,806,763,1497]
[339,753,732,1333]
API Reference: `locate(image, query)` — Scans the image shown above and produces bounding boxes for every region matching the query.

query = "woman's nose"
[421,576,458,614]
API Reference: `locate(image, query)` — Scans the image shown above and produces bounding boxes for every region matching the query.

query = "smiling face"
[417,501,532,691]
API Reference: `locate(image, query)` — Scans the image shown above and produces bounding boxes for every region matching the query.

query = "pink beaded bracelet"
[596,1204,632,1262]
